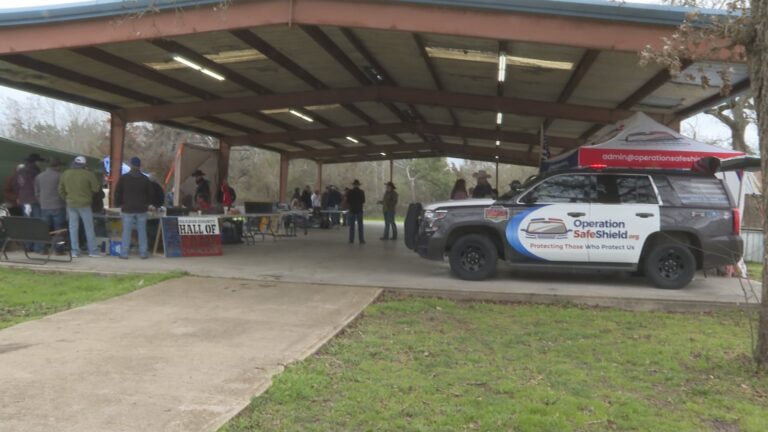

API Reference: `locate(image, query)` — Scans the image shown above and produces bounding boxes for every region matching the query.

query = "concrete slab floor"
[0,277,380,432]
[1,222,760,310]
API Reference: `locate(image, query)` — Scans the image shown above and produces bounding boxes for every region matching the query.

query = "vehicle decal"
[521,218,570,239]
[505,206,546,261]
[484,206,509,223]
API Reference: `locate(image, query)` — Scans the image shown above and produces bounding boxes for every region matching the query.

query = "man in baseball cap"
[59,155,101,257]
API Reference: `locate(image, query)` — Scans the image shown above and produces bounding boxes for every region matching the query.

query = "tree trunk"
[750,0,768,369]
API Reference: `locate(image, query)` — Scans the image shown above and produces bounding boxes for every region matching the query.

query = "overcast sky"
[0,0,757,149]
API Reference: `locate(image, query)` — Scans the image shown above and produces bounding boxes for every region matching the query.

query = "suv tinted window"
[596,175,658,204]
[668,176,730,207]
[524,175,593,203]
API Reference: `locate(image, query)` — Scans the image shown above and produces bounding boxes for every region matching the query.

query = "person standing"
[216,180,236,209]
[3,164,24,216]
[34,158,66,253]
[301,185,312,210]
[15,154,45,251]
[191,169,210,203]
[472,170,493,198]
[347,179,365,244]
[379,181,398,240]
[115,157,154,259]
[59,156,101,257]
[450,179,469,200]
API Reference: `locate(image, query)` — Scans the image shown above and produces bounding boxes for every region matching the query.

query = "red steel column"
[218,138,231,183]
[109,114,125,207]
[279,153,289,203]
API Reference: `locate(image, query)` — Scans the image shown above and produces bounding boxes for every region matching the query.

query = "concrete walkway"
[2,222,759,311]
[0,277,380,432]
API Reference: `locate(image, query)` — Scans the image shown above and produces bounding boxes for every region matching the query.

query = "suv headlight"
[423,209,448,231]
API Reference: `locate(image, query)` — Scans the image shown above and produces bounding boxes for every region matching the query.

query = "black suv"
[404,168,743,289]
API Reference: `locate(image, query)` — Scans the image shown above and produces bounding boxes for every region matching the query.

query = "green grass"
[0,268,180,330]
[746,261,763,281]
[223,297,768,432]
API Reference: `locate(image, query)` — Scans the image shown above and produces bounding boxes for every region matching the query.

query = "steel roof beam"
[148,38,339,149]
[0,0,689,57]
[541,49,600,132]
[578,61,693,140]
[412,32,462,140]
[117,85,639,126]
[228,122,581,149]
[674,78,751,120]
[340,28,435,144]
[287,141,526,162]
[230,29,378,147]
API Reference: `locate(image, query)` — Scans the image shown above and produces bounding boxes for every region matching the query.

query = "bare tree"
[705,96,756,153]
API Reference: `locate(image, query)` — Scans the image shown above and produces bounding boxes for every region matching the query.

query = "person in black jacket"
[115,157,154,259]
[191,169,210,203]
[346,179,366,244]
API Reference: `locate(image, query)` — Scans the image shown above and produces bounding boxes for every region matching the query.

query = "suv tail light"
[732,208,741,235]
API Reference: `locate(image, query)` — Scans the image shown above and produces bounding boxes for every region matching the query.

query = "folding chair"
[0,216,71,264]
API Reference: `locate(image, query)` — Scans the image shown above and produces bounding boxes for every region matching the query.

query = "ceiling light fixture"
[173,55,202,70]
[425,47,573,71]
[495,140,501,146]
[496,112,503,125]
[288,109,314,122]
[498,53,507,82]
[200,68,226,82]
[172,55,226,81]
[380,152,387,156]
[495,155,499,160]
[346,136,359,144]
[148,49,266,70]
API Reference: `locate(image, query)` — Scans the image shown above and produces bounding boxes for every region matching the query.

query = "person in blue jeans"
[35,158,67,253]
[379,181,398,241]
[59,156,101,257]
[114,157,154,259]
[346,179,365,244]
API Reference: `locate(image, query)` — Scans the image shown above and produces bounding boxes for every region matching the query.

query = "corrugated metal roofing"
[0,0,726,28]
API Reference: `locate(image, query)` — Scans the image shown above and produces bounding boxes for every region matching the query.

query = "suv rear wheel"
[643,242,696,289]
[449,234,498,281]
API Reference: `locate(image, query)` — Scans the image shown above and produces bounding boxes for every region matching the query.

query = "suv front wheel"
[449,234,498,281]
[643,241,696,289]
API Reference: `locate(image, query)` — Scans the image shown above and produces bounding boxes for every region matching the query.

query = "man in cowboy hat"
[346,179,366,244]
[471,169,493,199]
[191,169,210,204]
[379,181,398,240]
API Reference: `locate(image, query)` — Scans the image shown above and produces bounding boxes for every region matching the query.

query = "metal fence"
[743,229,763,263]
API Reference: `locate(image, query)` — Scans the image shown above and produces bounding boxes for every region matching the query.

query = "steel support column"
[279,153,289,204]
[109,114,125,206]
[218,139,232,184]
[389,159,394,183]
[495,161,499,191]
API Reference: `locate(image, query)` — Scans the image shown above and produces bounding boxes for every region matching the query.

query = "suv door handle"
[635,212,654,218]
[567,212,586,217]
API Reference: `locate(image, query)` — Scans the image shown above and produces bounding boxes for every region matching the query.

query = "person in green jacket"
[58,156,101,258]
[379,181,399,241]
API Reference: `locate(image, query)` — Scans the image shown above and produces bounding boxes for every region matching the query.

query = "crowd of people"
[2,153,175,259]
[449,170,523,201]
[3,155,525,258]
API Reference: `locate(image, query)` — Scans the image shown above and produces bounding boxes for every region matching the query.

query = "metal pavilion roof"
[0,0,749,166]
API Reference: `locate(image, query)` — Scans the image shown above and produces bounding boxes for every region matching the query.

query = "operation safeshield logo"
[572,219,636,240]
